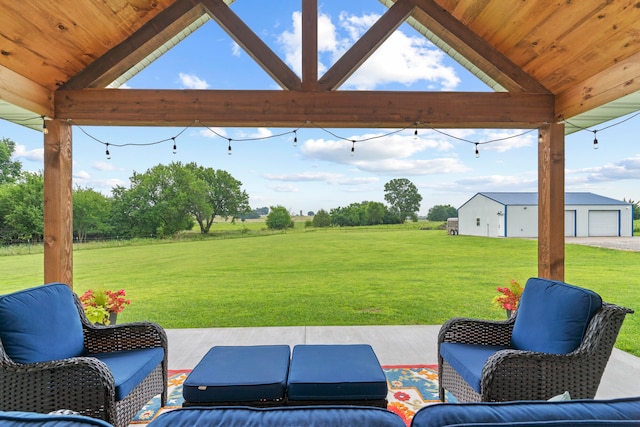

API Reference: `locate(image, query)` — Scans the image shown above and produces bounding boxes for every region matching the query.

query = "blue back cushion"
[410,397,640,427]
[511,278,602,354]
[0,283,85,364]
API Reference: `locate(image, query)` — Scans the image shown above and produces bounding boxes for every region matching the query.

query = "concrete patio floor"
[165,324,640,400]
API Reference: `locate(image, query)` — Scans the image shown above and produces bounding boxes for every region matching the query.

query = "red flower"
[492,280,524,311]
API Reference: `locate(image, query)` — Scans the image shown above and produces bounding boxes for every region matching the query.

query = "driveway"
[565,236,640,252]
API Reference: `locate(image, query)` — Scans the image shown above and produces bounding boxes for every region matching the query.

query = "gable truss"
[54,0,554,129]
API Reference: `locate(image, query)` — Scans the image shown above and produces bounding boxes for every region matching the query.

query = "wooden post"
[301,0,318,91]
[537,122,565,281]
[43,119,74,287]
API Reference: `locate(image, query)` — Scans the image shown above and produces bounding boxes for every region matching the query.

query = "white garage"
[458,192,633,238]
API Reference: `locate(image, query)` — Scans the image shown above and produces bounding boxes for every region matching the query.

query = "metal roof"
[474,192,630,207]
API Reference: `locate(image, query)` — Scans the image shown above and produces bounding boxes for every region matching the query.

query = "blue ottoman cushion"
[439,343,509,394]
[150,405,406,427]
[410,396,640,427]
[511,278,602,354]
[0,283,85,364]
[287,344,387,402]
[183,345,291,404]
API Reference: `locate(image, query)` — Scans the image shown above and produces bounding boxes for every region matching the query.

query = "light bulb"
[475,143,479,158]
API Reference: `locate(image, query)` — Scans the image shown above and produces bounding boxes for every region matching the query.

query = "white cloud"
[268,183,299,193]
[277,10,460,90]
[569,155,640,182]
[13,144,43,162]
[74,170,91,180]
[178,72,210,89]
[92,161,115,171]
[231,41,242,57]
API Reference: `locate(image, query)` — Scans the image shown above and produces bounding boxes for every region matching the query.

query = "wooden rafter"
[318,0,415,91]
[0,65,52,116]
[201,0,302,91]
[61,0,205,90]
[55,89,554,128]
[301,0,318,91]
[406,0,551,94]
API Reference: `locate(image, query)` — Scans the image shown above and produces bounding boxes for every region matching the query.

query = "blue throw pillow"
[0,283,85,364]
[510,278,602,354]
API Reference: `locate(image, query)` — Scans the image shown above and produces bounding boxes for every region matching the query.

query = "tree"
[73,187,112,242]
[427,204,458,221]
[312,209,331,227]
[0,172,44,243]
[186,164,250,234]
[266,205,293,230]
[0,137,22,185]
[383,178,423,223]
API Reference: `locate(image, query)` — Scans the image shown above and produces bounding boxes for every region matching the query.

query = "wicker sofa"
[0,283,167,427]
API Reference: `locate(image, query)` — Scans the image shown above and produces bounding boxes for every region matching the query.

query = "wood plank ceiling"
[0,0,639,129]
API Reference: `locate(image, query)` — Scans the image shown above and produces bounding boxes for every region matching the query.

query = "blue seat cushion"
[0,283,85,364]
[88,347,164,401]
[287,344,388,401]
[0,411,113,426]
[511,278,602,354]
[410,396,640,427]
[183,345,290,403]
[151,405,406,427]
[439,343,509,394]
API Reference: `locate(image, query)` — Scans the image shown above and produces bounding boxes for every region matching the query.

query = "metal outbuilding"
[458,192,633,238]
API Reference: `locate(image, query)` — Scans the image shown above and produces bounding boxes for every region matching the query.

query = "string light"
[172,137,177,154]
[53,110,638,160]
[105,143,111,160]
[351,141,355,156]
[42,116,48,135]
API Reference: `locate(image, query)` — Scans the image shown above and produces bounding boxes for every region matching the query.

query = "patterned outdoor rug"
[130,365,455,426]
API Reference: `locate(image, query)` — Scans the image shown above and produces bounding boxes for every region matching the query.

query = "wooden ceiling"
[1,0,639,129]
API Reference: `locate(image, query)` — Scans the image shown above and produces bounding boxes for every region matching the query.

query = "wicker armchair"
[438,278,633,403]
[0,283,167,427]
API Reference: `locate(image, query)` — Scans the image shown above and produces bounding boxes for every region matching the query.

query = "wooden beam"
[201,0,302,91]
[555,52,640,120]
[43,120,74,287]
[301,0,318,91]
[407,0,550,94]
[318,0,415,91]
[0,65,53,116]
[55,89,555,128]
[61,0,204,90]
[537,122,565,281]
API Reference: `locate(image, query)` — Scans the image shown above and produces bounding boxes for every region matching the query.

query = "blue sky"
[3,0,640,215]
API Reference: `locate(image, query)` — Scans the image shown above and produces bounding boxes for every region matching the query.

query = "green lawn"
[1,223,638,356]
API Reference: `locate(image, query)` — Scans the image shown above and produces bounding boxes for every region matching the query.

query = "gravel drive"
[565,237,640,252]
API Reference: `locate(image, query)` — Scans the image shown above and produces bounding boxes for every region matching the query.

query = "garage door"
[565,210,576,237]
[588,210,619,236]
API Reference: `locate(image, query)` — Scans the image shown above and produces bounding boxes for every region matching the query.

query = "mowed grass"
[1,225,639,356]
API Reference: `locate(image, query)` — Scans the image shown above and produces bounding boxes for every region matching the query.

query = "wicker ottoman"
[287,344,388,407]
[182,345,291,406]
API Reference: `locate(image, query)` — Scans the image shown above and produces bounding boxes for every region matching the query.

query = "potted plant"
[492,279,524,318]
[79,288,131,325]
